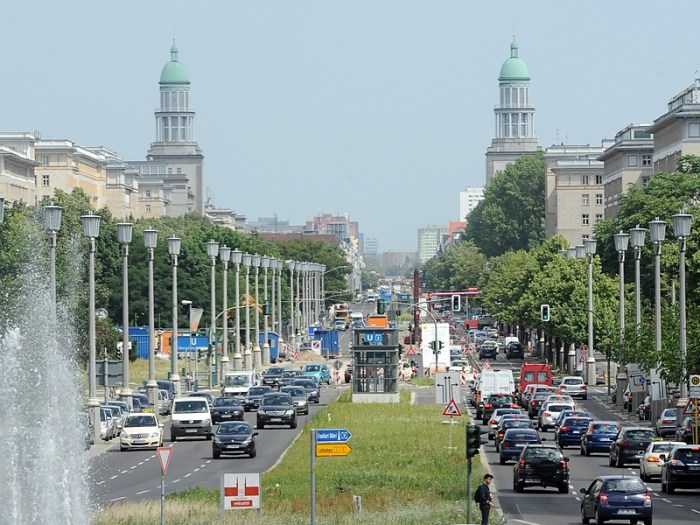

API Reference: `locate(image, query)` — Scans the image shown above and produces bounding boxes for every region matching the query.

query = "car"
[505,341,524,359]
[675,416,699,444]
[78,411,94,450]
[279,369,304,387]
[101,403,126,430]
[608,427,656,467]
[494,416,534,451]
[655,408,678,437]
[537,401,576,432]
[553,409,591,430]
[482,394,518,425]
[660,444,700,493]
[478,341,497,359]
[528,391,555,418]
[131,392,152,412]
[334,319,348,330]
[580,421,622,456]
[637,395,651,421]
[212,421,258,459]
[99,406,117,440]
[292,378,320,403]
[518,384,537,407]
[579,476,652,525]
[170,397,212,441]
[280,385,310,415]
[256,393,297,429]
[189,391,214,407]
[499,428,541,464]
[639,440,686,481]
[486,408,523,439]
[262,367,288,389]
[210,396,245,424]
[554,416,592,449]
[557,376,587,400]
[243,386,274,412]
[512,443,570,493]
[302,363,331,384]
[119,413,164,451]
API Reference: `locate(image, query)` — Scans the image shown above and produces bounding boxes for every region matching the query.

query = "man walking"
[474,473,495,525]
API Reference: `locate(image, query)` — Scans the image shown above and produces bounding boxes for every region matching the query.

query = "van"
[519,363,553,391]
[474,369,515,419]
[222,371,262,397]
[170,397,211,441]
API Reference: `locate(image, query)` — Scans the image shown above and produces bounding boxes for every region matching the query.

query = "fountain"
[0,217,91,524]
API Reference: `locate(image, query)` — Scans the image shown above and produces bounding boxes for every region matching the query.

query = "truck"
[474,369,515,419]
[313,329,340,358]
[259,331,281,362]
[366,314,389,328]
[333,304,351,326]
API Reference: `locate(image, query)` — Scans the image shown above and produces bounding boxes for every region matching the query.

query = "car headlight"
[203,419,211,426]
[258,409,266,415]
[150,431,160,438]
[121,431,129,439]
[311,391,318,396]
[214,438,222,444]
[241,438,251,445]
[285,409,295,416]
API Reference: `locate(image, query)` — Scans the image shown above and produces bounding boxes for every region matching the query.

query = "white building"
[459,186,484,220]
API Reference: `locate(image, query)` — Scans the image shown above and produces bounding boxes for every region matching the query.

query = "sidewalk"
[591,393,653,428]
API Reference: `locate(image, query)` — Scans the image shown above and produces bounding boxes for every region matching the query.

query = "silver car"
[280,385,309,415]
[557,376,587,400]
[537,401,575,432]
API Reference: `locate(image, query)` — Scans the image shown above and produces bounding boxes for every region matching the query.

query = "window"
[42,175,50,187]
[689,123,700,138]
[167,168,172,174]
[581,194,589,205]
[582,214,590,226]
[627,154,638,167]
[176,167,181,174]
[145,205,151,213]
[145,190,151,198]
[582,175,590,185]
[595,175,603,185]
[595,194,603,205]
[596,214,603,223]
[642,154,652,166]
[41,156,49,165]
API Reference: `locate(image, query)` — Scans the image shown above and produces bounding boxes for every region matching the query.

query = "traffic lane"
[91,384,343,505]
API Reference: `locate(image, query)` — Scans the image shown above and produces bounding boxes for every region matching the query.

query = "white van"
[474,369,516,419]
[222,371,262,397]
[170,397,211,441]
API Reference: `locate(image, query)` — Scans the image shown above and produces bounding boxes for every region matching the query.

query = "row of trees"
[421,154,700,385]
[0,189,351,362]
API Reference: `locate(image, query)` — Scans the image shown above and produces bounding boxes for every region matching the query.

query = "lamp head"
[261,256,270,269]
[116,223,133,245]
[143,229,158,249]
[43,205,63,232]
[629,225,646,248]
[584,237,597,256]
[80,215,101,239]
[671,211,693,238]
[252,254,261,267]
[613,231,630,252]
[168,236,181,256]
[206,239,219,258]
[219,245,231,262]
[649,217,666,243]
[575,244,586,259]
[230,249,243,265]
[242,253,252,267]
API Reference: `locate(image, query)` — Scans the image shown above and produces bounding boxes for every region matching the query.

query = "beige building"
[544,143,612,246]
[598,125,653,219]
[0,132,38,205]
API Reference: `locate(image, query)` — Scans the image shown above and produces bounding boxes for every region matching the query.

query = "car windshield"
[505,430,538,440]
[562,378,583,385]
[248,387,270,395]
[173,400,208,413]
[218,423,251,435]
[626,430,654,440]
[304,365,320,372]
[532,393,550,401]
[660,409,676,418]
[213,397,241,407]
[652,443,678,453]
[674,448,700,460]
[282,371,300,377]
[547,405,571,412]
[267,368,286,375]
[490,395,514,404]
[262,395,292,406]
[526,448,561,460]
[125,415,157,427]
[282,388,305,397]
[604,479,646,493]
[563,418,591,427]
[593,423,619,433]
[293,380,315,388]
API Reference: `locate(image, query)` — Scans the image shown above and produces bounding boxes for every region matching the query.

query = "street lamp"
[231,249,243,370]
[181,300,193,387]
[168,236,182,396]
[276,259,283,341]
[80,214,101,442]
[584,238,597,386]
[672,211,693,399]
[219,245,231,376]
[143,229,159,407]
[613,231,629,399]
[261,256,271,365]
[269,257,277,338]
[288,260,296,351]
[0,197,4,223]
[242,253,253,369]
[206,240,220,385]
[117,222,133,406]
[42,204,63,309]
[252,254,262,369]
[649,217,666,404]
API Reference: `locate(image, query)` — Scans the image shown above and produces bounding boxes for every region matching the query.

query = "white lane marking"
[109,497,126,502]
[120,470,128,474]
[138,461,145,466]
[574,496,581,502]
[691,509,700,514]
[136,490,149,495]
[109,475,118,480]
[130,465,138,470]
[652,492,660,496]
[673,504,684,507]
[511,520,542,525]
[96,480,106,485]
[184,473,192,478]
[661,498,671,503]
[172,479,180,483]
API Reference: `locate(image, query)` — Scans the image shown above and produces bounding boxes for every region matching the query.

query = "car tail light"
[544,412,551,417]
[661,419,672,424]
[684,428,692,435]
[560,385,567,389]
[511,403,519,408]
[485,403,492,409]
[581,385,587,390]
[643,493,652,507]
[518,459,526,468]
[670,458,685,467]
[490,419,497,425]
[561,460,568,470]
[498,431,505,439]
[502,441,510,448]
[646,456,660,463]
[599,493,608,504]
[531,401,536,406]
[620,439,629,446]
[560,426,569,432]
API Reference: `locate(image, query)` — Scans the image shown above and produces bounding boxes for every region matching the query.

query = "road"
[452,352,700,525]
[89,327,355,506]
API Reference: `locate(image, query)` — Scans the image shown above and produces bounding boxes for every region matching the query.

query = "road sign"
[315,443,352,457]
[222,473,261,509]
[683,398,698,416]
[311,340,321,353]
[316,428,352,443]
[639,376,646,384]
[481,360,492,370]
[690,375,700,399]
[628,373,646,393]
[442,399,462,417]
[157,446,173,475]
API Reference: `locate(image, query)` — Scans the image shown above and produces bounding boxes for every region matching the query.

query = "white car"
[639,440,685,481]
[487,408,524,439]
[537,401,576,431]
[557,376,587,400]
[119,413,164,451]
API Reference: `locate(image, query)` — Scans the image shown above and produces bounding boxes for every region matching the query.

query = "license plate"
[220,414,232,418]
[525,477,539,483]
[618,509,635,515]
[572,430,581,434]
[270,418,282,422]
[515,443,525,447]
[134,439,146,444]
[226,444,240,449]
[600,438,610,441]
[186,429,198,433]
[689,465,700,470]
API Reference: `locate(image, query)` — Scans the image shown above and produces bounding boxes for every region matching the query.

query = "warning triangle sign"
[443,399,462,417]
[683,398,698,416]
[157,446,173,475]
[481,360,492,370]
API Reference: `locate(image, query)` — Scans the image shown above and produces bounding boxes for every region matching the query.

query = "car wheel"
[643,518,652,525]
[595,508,604,525]
[558,483,569,494]
[581,505,590,524]
[120,446,127,452]
[580,446,586,456]
[640,469,648,482]
[608,453,614,466]
[291,419,298,429]
[206,433,212,441]
[582,395,587,400]
[258,422,264,429]
[515,481,524,493]
[558,440,565,449]
[249,448,257,459]
[499,456,506,465]
[615,453,624,468]
[170,434,177,442]
[666,482,675,494]
[213,450,220,459]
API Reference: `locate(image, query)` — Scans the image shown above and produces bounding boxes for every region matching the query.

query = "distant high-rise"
[485,37,540,184]
[459,186,484,220]
[417,225,447,263]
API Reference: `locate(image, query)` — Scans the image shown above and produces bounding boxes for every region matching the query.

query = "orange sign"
[315,443,352,457]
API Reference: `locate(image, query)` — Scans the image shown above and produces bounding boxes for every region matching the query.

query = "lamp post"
[252,254,262,369]
[584,238,597,386]
[319,264,327,325]
[231,249,243,370]
[117,223,133,405]
[143,229,159,407]
[288,261,296,352]
[42,205,63,310]
[181,300,193,387]
[80,214,101,442]
[0,198,4,223]
[276,259,283,341]
[242,253,253,369]
[219,245,231,376]
[206,240,220,386]
[168,236,182,396]
[613,231,629,400]
[672,211,693,399]
[270,257,277,337]
[261,256,271,365]
[649,217,666,404]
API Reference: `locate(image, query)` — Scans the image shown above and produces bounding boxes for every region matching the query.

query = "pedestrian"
[474,473,495,525]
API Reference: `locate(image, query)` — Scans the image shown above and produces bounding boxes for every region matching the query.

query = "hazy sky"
[2,1,697,251]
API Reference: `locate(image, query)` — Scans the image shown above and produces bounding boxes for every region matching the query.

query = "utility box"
[351,328,399,403]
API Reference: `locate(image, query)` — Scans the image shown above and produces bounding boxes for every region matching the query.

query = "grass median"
[94,387,497,524]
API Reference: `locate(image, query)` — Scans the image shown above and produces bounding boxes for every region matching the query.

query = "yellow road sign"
[315,443,352,457]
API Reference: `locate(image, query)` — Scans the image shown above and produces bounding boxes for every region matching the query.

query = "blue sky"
[2,1,696,251]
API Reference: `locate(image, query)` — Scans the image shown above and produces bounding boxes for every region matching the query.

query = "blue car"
[555,416,592,448]
[553,409,591,429]
[580,476,652,525]
[580,421,621,456]
[302,363,331,385]
[499,428,541,464]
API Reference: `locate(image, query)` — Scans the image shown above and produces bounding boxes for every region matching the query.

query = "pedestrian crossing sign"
[442,399,462,417]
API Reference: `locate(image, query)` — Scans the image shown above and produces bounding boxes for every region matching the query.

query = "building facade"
[0,133,38,206]
[417,224,447,263]
[459,186,484,220]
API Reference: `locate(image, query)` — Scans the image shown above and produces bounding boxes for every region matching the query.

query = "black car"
[292,379,320,404]
[499,428,540,465]
[482,394,518,425]
[675,416,699,444]
[554,417,592,449]
[210,396,244,424]
[513,443,570,493]
[608,427,655,467]
[661,445,700,493]
[257,393,297,429]
[505,342,524,359]
[495,417,534,452]
[279,369,304,388]
[189,391,214,407]
[212,421,257,459]
[527,392,552,418]
[262,367,288,389]
[479,342,497,360]
[243,386,273,412]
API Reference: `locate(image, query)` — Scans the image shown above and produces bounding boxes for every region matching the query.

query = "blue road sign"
[639,376,646,384]
[316,428,352,443]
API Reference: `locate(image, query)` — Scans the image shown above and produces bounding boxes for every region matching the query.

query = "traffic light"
[451,294,461,311]
[377,300,386,315]
[540,304,551,322]
[466,424,481,458]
